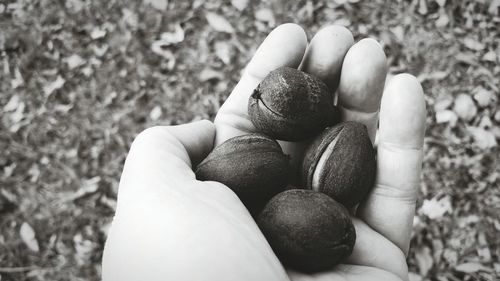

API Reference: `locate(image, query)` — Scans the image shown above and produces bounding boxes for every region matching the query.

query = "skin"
[102,24,426,281]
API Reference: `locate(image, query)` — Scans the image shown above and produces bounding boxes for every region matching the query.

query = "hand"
[102,24,426,281]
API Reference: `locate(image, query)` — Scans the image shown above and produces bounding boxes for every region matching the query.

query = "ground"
[0,0,499,280]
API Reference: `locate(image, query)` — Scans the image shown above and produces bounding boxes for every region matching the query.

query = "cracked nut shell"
[248,66,339,141]
[195,133,290,215]
[257,189,356,272]
[301,121,376,207]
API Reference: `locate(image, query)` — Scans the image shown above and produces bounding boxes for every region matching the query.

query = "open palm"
[102,24,426,281]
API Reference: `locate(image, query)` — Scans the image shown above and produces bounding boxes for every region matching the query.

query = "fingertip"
[299,24,354,91]
[380,74,426,147]
[338,38,387,113]
[245,23,307,80]
[169,120,216,166]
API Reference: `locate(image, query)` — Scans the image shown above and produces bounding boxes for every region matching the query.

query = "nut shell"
[257,189,355,272]
[195,134,290,215]
[248,66,339,141]
[301,122,376,207]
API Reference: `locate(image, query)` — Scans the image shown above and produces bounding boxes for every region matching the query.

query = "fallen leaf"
[462,37,485,51]
[205,12,234,33]
[4,94,21,111]
[199,68,223,82]
[255,8,276,27]
[144,0,168,10]
[467,127,497,150]
[455,262,489,273]
[453,94,477,121]
[150,105,162,120]
[482,51,497,62]
[415,246,433,276]
[20,222,39,252]
[420,196,452,219]
[495,111,500,122]
[418,0,428,15]
[474,87,494,107]
[390,26,404,42]
[214,40,232,64]
[435,110,457,126]
[11,67,24,89]
[43,75,65,97]
[90,27,106,39]
[435,11,449,27]
[0,189,17,214]
[479,115,493,129]
[65,54,85,69]
[231,0,248,11]
[435,0,446,6]
[488,0,500,15]
[155,24,184,46]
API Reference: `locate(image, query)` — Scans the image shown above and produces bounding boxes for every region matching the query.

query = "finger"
[119,121,215,194]
[338,38,387,143]
[356,74,426,255]
[167,120,216,167]
[346,219,408,281]
[299,25,354,92]
[214,23,307,146]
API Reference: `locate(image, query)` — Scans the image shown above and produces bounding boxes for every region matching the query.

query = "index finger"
[214,24,307,146]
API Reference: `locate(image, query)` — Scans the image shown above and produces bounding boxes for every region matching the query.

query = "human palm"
[102,24,426,281]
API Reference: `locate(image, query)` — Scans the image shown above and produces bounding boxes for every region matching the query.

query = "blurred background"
[0,0,499,280]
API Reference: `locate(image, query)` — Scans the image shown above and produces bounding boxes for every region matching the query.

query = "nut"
[257,189,356,272]
[248,66,339,141]
[301,121,376,207]
[195,133,290,216]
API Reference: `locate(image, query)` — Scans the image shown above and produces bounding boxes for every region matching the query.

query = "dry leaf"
[435,110,457,126]
[199,68,223,82]
[255,8,276,27]
[65,54,85,69]
[231,0,248,11]
[11,67,24,89]
[156,24,184,46]
[482,51,497,62]
[415,246,433,276]
[144,0,168,10]
[43,75,65,97]
[420,196,452,219]
[453,94,477,121]
[214,41,232,64]
[418,0,428,15]
[435,11,449,27]
[90,27,106,39]
[467,127,497,150]
[4,94,21,112]
[455,262,489,273]
[150,105,162,120]
[488,0,500,15]
[473,87,494,107]
[462,37,484,51]
[20,222,39,252]
[205,12,234,33]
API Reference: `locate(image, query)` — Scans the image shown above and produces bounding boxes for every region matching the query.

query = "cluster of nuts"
[195,67,376,272]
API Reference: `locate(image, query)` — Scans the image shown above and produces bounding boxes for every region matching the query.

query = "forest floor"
[1,0,499,280]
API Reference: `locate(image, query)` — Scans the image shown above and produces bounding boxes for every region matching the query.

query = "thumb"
[166,120,216,167]
[119,120,216,195]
